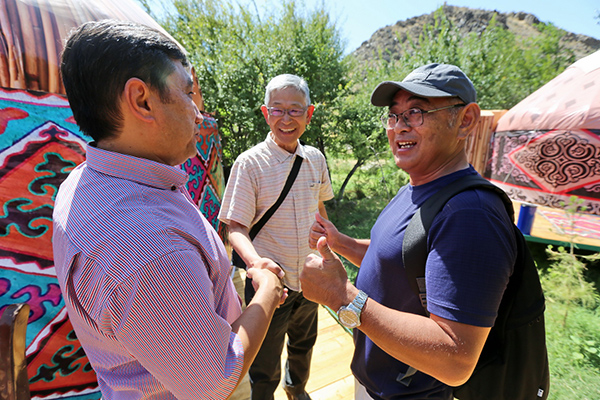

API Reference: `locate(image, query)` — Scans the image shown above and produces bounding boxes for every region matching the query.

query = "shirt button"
[171,185,177,191]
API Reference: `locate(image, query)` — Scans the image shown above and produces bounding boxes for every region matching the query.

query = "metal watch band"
[351,290,368,315]
[337,290,369,329]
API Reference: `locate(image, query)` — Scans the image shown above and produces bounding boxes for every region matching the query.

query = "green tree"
[153,0,348,166]
[325,80,386,201]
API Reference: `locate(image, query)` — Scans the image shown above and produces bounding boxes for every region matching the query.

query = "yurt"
[486,50,600,216]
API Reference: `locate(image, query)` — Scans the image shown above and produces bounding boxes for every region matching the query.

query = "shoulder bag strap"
[248,154,303,240]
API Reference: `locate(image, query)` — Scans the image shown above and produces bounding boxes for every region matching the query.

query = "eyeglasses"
[266,107,307,117]
[380,104,466,129]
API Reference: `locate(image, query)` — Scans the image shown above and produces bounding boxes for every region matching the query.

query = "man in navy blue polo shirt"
[301,64,516,399]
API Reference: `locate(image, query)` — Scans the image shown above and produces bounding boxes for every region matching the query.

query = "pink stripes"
[53,145,243,399]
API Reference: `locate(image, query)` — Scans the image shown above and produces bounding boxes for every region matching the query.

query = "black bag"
[231,154,303,269]
[402,174,550,400]
[231,248,246,269]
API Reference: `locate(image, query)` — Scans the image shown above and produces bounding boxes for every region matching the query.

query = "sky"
[241,0,600,55]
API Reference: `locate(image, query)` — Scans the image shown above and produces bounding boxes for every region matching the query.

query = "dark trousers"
[245,277,318,400]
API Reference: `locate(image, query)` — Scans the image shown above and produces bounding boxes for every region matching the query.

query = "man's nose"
[393,117,409,132]
[194,105,204,125]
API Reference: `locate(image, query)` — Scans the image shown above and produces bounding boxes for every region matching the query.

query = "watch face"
[339,308,359,328]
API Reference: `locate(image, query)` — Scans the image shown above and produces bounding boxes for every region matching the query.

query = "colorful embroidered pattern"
[182,113,227,239]
[486,129,600,216]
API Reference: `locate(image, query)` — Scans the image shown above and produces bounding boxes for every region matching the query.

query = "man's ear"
[123,78,154,123]
[260,105,270,123]
[457,102,481,140]
[306,104,315,124]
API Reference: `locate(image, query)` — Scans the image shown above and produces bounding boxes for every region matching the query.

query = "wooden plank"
[308,375,355,400]
[466,110,507,176]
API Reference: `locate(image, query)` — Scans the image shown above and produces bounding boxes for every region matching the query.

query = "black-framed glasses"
[381,103,466,129]
[266,107,307,117]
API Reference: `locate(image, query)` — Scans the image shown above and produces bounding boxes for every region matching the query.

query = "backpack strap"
[402,174,514,312]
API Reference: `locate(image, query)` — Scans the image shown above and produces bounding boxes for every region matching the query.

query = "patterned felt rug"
[538,209,600,239]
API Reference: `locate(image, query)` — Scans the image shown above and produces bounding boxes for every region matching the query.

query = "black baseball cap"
[370,63,477,106]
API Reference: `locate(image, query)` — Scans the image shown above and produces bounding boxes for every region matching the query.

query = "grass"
[324,157,600,400]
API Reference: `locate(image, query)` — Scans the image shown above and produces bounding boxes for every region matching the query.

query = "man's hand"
[301,236,352,310]
[249,257,285,279]
[308,212,340,250]
[229,221,284,279]
[246,267,287,304]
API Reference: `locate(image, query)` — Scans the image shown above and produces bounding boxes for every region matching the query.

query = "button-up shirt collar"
[86,143,189,190]
[265,132,306,162]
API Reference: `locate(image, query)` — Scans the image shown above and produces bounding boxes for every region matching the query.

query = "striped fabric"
[52,145,244,399]
[219,133,334,291]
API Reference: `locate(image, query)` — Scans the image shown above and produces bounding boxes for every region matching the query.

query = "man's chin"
[186,150,198,163]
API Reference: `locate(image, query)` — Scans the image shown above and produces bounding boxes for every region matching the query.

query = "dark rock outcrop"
[352,5,600,63]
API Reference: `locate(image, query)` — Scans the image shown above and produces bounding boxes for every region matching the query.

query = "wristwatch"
[337,290,368,329]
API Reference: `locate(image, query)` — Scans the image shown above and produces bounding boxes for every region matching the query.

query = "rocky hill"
[352,5,600,63]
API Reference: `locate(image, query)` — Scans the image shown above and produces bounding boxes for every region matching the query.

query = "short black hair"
[60,19,189,141]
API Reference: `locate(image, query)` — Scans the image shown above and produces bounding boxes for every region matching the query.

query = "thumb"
[314,211,323,223]
[316,236,335,260]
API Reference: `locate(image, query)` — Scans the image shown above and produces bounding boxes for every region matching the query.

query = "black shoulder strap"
[248,155,303,240]
[402,174,514,311]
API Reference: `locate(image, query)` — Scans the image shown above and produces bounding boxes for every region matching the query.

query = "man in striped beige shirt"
[219,74,334,400]
[53,20,285,400]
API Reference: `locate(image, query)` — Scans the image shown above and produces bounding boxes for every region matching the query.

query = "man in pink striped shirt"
[53,20,284,399]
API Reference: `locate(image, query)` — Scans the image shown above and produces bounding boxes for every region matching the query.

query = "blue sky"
[243,0,600,54]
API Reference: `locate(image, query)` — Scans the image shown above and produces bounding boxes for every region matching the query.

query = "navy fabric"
[352,167,516,399]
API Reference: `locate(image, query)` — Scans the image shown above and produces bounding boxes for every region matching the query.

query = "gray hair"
[264,74,311,106]
[447,102,464,129]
